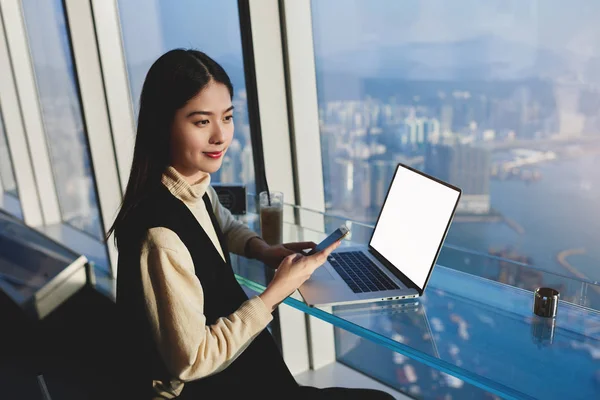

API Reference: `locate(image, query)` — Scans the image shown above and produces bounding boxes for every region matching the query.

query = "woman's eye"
[224,115,234,122]
[195,119,209,126]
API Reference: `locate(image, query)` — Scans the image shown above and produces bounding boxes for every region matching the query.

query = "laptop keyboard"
[327,251,400,293]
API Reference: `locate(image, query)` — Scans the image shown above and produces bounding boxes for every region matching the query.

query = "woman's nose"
[209,124,225,144]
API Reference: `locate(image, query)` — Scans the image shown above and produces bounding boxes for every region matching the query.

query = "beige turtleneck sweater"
[141,167,272,399]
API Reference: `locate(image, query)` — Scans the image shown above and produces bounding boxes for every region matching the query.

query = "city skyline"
[309,1,600,305]
[14,0,600,281]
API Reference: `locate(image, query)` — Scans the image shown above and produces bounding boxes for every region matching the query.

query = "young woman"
[108,49,394,400]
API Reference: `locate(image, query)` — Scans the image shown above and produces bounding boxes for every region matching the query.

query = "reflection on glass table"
[232,215,600,400]
[0,210,87,319]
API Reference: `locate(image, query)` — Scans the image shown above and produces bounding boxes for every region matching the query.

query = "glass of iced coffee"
[259,191,283,245]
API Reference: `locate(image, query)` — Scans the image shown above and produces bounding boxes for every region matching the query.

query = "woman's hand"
[259,240,341,312]
[259,242,317,269]
[246,237,317,269]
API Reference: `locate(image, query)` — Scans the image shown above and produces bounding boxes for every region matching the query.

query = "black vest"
[116,185,297,398]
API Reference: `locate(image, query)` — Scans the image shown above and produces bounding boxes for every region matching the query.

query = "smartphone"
[306,225,350,256]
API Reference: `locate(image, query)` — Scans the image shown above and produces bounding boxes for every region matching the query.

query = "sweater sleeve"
[207,186,260,256]
[140,227,273,383]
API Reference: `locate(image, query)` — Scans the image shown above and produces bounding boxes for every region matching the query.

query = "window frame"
[0,0,60,226]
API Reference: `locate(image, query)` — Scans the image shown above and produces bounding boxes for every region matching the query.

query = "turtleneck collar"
[161,166,211,206]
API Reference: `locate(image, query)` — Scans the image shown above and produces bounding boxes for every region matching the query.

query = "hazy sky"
[311,0,600,58]
[118,0,241,65]
[22,0,73,68]
[28,0,600,69]
[118,0,243,102]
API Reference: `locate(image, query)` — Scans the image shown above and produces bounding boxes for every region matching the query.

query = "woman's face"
[170,80,234,182]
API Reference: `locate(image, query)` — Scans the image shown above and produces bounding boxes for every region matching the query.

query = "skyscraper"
[353,160,372,212]
[370,160,395,210]
[332,158,354,212]
[425,142,491,214]
[424,118,441,145]
[405,118,417,145]
[416,118,425,145]
[241,146,255,186]
[441,104,454,134]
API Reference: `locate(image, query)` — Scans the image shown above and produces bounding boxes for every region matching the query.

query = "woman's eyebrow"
[186,105,234,118]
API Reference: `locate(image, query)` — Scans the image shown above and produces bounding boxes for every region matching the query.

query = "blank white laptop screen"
[370,166,461,290]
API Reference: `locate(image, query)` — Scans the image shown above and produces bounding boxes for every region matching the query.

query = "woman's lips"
[203,151,223,159]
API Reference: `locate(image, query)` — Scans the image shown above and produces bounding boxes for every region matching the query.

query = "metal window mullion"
[0,9,43,221]
[62,0,121,276]
[245,0,296,213]
[280,0,335,370]
[280,0,326,227]
[241,0,310,375]
[0,0,60,225]
[90,0,136,190]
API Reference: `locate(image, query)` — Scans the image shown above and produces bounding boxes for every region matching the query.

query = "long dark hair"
[106,49,233,249]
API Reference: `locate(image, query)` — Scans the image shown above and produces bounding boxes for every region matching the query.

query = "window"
[117,0,255,190]
[312,1,600,396]
[21,0,103,239]
[0,108,22,219]
[312,0,600,283]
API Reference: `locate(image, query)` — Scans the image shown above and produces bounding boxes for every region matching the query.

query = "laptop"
[298,163,462,307]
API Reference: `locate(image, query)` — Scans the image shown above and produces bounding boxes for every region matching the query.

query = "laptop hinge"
[368,247,420,292]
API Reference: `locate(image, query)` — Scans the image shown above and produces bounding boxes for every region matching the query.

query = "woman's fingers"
[281,253,299,267]
[307,240,341,270]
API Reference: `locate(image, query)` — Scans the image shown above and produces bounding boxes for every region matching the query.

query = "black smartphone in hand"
[306,225,349,256]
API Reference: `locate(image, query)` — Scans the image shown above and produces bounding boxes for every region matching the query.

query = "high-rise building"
[320,126,342,204]
[353,160,371,212]
[222,139,242,183]
[332,158,354,212]
[405,118,417,145]
[424,118,441,144]
[241,146,254,186]
[441,104,454,134]
[370,160,395,210]
[416,118,425,144]
[425,142,491,214]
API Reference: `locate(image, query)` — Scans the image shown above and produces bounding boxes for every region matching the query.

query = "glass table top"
[232,218,600,400]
